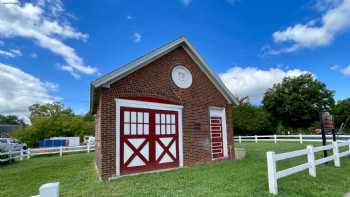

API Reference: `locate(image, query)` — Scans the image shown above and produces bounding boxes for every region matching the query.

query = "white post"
[348,140,350,154]
[239,136,242,144]
[306,145,316,177]
[333,141,340,167]
[274,135,277,144]
[27,149,31,159]
[9,150,12,161]
[39,182,60,197]
[267,151,278,195]
[87,143,90,153]
[59,146,63,157]
[255,135,258,143]
[299,134,303,144]
[20,149,23,161]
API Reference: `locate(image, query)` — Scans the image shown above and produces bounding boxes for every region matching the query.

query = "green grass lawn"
[1,142,350,197]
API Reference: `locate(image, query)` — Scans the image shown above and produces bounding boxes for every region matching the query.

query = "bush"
[233,103,277,135]
[12,102,95,148]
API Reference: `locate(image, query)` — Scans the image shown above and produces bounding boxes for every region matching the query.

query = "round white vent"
[171,65,193,89]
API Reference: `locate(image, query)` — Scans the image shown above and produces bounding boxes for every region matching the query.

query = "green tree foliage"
[263,74,335,131]
[0,114,25,126]
[12,102,95,147]
[233,103,276,135]
[29,102,73,120]
[334,98,350,133]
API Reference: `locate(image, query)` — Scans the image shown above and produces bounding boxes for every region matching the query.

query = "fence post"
[87,143,90,153]
[332,141,340,167]
[59,146,63,157]
[239,136,242,144]
[9,149,12,161]
[27,149,31,159]
[299,134,303,144]
[20,149,23,161]
[274,135,277,144]
[306,145,316,177]
[267,151,278,195]
[255,135,258,143]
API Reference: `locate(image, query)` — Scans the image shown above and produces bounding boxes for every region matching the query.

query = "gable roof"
[90,37,238,113]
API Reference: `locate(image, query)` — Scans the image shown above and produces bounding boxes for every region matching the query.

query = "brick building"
[90,37,238,179]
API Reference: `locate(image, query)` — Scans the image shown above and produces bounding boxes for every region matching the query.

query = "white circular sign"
[171,65,193,89]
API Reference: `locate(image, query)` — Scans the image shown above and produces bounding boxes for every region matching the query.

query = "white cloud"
[313,0,342,11]
[31,52,38,59]
[342,65,350,75]
[260,45,300,56]
[0,49,22,58]
[329,64,350,76]
[132,32,142,43]
[0,0,97,78]
[327,64,350,76]
[37,0,64,17]
[126,15,133,20]
[270,0,350,54]
[180,0,192,6]
[10,49,22,56]
[0,63,59,123]
[330,64,340,70]
[220,66,311,103]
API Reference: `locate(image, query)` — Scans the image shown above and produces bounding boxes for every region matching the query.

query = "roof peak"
[90,37,238,113]
[91,36,189,87]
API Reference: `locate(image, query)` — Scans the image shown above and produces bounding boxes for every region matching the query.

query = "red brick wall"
[95,46,235,179]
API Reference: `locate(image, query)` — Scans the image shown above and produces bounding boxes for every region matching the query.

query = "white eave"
[91,36,238,105]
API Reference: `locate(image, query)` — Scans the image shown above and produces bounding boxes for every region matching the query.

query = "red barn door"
[120,107,179,174]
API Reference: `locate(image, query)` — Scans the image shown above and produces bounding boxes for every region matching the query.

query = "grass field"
[1,142,350,197]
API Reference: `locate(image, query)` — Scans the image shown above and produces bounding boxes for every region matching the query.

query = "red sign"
[321,112,334,130]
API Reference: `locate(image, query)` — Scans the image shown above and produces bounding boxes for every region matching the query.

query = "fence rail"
[0,144,95,163]
[234,134,350,144]
[266,140,350,195]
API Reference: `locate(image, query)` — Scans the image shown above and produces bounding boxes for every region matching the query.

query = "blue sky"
[0,0,350,120]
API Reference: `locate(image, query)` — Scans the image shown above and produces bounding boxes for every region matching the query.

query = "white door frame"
[115,98,184,176]
[209,107,228,158]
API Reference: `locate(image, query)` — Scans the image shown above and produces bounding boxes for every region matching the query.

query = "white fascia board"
[182,42,238,105]
[92,37,186,88]
[115,98,184,110]
[92,37,238,105]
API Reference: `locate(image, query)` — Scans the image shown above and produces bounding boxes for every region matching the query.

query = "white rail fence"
[266,140,350,195]
[0,144,95,163]
[234,134,350,144]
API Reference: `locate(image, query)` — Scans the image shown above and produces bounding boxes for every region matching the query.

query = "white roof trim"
[91,37,238,105]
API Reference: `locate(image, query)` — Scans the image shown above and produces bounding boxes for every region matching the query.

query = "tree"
[0,114,25,126]
[334,98,350,133]
[29,102,73,120]
[263,74,335,131]
[233,103,277,135]
[12,102,95,147]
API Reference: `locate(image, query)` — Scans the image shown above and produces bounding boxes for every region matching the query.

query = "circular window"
[171,65,193,89]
